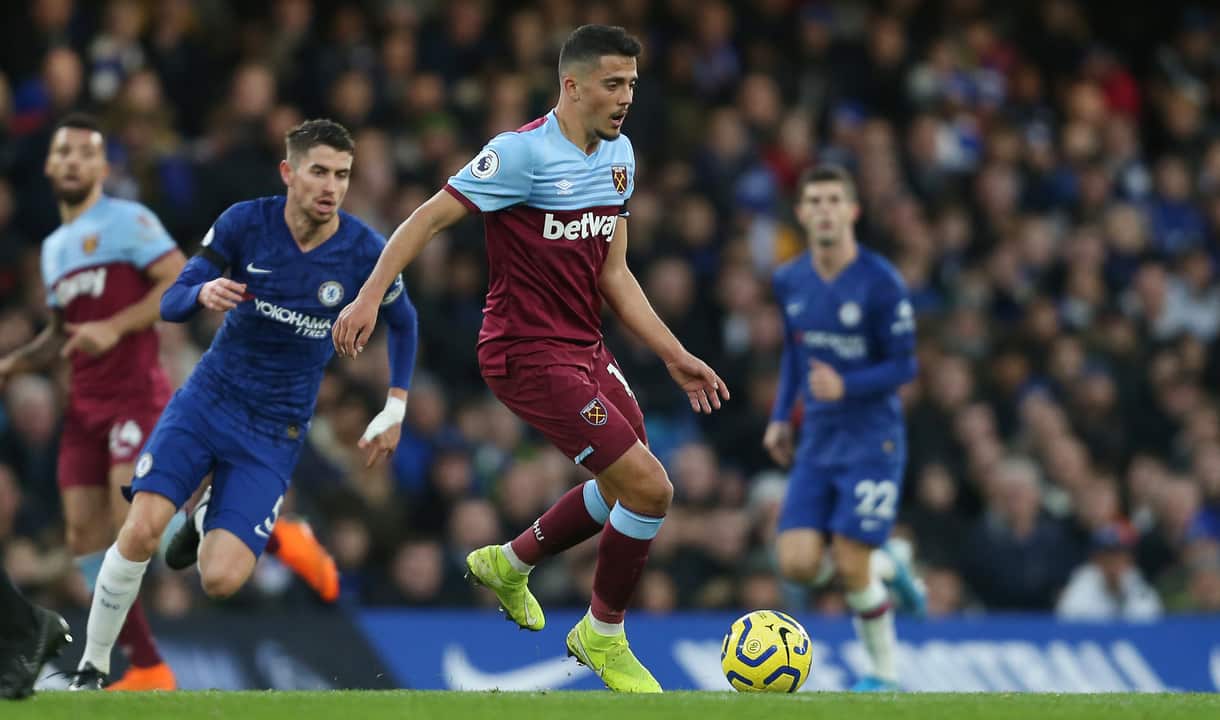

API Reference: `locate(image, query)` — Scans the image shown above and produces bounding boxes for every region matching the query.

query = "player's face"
[283,145,353,225]
[796,181,859,248]
[578,55,637,141]
[45,127,107,206]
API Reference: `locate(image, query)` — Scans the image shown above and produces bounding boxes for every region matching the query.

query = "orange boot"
[106,662,177,691]
[269,519,340,602]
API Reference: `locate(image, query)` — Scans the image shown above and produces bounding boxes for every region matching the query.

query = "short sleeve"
[41,243,59,308]
[123,205,178,269]
[198,203,245,269]
[445,132,532,213]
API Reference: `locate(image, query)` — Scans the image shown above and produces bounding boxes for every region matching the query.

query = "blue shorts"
[129,391,304,556]
[777,454,905,547]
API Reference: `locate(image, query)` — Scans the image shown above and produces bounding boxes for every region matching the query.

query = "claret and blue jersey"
[129,196,418,556]
[771,248,918,545]
[443,109,635,374]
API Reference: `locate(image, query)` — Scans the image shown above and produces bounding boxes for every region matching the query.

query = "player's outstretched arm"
[356,279,420,467]
[62,249,186,358]
[0,312,66,382]
[333,190,468,358]
[598,219,730,413]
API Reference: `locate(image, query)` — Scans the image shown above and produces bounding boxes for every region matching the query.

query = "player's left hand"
[333,293,379,358]
[358,395,406,468]
[809,360,845,402]
[666,351,730,413]
[61,320,121,358]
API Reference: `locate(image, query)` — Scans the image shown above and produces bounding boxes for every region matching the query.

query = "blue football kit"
[770,248,917,545]
[131,197,417,555]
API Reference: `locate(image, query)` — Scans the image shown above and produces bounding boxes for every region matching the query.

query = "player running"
[66,119,418,690]
[0,114,184,691]
[333,25,727,693]
[764,165,924,692]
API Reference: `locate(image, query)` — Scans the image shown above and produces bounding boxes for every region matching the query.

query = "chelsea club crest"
[318,281,344,307]
[838,301,862,327]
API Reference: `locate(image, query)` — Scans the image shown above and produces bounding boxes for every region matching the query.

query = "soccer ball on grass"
[720,609,813,692]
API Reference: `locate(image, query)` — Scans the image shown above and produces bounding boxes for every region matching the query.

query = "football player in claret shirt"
[0,113,184,690]
[333,25,728,692]
[765,165,925,692]
[66,119,419,690]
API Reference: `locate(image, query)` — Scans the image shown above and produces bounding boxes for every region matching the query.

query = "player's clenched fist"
[197,278,247,312]
[332,293,378,358]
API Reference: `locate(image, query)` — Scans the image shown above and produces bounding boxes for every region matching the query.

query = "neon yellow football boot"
[464,545,544,631]
[565,615,663,693]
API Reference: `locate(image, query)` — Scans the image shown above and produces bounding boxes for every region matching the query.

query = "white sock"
[80,544,150,675]
[870,548,896,582]
[811,553,836,587]
[845,579,896,682]
[586,608,624,636]
[500,542,533,574]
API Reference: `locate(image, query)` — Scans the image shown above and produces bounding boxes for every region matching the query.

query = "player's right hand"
[763,420,795,468]
[332,293,379,358]
[198,278,247,312]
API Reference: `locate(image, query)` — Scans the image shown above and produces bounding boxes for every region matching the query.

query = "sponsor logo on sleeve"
[470,149,500,179]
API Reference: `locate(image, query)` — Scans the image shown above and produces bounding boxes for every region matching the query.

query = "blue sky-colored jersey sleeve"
[121,204,178,269]
[839,277,918,399]
[446,132,532,212]
[770,272,802,422]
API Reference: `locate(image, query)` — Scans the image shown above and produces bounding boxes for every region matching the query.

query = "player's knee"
[200,565,246,599]
[777,549,821,584]
[116,515,162,561]
[635,462,673,515]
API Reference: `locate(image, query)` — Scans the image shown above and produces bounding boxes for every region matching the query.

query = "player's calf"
[198,529,256,599]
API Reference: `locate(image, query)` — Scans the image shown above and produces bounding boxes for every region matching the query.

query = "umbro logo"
[786,302,804,317]
[246,263,273,274]
[554,179,574,195]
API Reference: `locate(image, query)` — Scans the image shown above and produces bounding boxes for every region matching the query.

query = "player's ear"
[278,159,293,187]
[562,73,580,102]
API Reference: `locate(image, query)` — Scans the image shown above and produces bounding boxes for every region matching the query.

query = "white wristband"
[361,396,406,442]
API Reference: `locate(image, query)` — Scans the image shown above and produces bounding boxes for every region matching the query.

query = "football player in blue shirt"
[765,165,924,692]
[67,119,418,689]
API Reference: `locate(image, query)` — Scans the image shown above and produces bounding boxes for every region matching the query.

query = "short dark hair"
[55,112,103,135]
[285,118,355,164]
[558,25,642,78]
[798,164,857,202]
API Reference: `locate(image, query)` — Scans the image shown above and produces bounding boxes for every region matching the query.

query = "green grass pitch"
[5,691,1218,720]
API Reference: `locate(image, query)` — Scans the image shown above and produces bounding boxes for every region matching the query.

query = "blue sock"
[607,503,664,540]
[582,479,611,524]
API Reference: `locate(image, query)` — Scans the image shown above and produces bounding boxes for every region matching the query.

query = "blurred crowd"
[2,0,1220,622]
